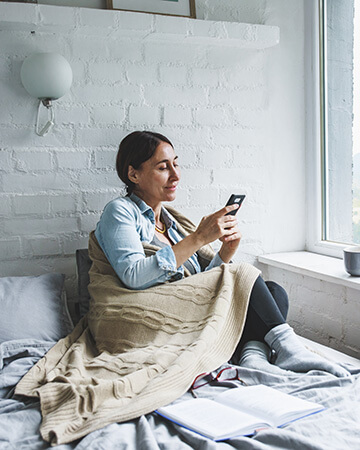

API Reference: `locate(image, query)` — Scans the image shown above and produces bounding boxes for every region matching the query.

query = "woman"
[95,130,349,377]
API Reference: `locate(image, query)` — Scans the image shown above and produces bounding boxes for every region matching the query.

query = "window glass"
[322,0,360,244]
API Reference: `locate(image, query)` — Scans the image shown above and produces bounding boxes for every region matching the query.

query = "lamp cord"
[36,99,55,136]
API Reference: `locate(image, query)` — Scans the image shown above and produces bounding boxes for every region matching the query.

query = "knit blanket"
[15,206,260,446]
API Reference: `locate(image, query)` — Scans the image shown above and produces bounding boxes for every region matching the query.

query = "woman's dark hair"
[116,131,173,194]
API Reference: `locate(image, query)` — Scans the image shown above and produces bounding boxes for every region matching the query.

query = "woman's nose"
[170,166,180,180]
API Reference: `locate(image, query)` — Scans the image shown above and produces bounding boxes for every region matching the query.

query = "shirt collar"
[129,193,153,217]
[161,206,176,230]
[129,193,176,229]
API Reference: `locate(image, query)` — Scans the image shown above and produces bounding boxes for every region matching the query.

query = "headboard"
[75,249,92,320]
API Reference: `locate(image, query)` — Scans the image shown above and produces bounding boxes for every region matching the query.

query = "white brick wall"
[5,2,355,358]
[0,4,291,273]
[164,107,192,126]
[13,194,50,215]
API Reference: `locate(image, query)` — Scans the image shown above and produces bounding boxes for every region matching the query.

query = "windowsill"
[258,251,360,291]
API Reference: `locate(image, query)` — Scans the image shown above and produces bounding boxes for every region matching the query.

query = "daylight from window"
[353,1,360,242]
[324,0,360,245]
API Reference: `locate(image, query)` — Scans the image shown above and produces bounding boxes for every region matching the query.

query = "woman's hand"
[195,204,242,263]
[172,204,241,268]
[194,204,241,247]
[218,225,242,263]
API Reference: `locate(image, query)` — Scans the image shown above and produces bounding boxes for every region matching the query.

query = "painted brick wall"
[1,0,358,360]
[0,3,286,304]
[1,1,357,358]
[0,0,305,326]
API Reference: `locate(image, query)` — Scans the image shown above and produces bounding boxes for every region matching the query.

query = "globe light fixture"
[20,53,73,136]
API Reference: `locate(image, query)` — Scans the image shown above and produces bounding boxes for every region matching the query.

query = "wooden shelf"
[0,3,280,49]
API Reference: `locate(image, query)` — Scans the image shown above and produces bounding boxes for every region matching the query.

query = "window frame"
[306,0,355,259]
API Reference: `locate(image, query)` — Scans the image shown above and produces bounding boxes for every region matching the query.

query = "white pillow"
[0,273,73,343]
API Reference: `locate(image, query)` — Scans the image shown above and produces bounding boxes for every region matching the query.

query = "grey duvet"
[1,339,360,450]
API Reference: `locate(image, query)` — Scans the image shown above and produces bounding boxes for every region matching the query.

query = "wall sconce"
[20,53,73,136]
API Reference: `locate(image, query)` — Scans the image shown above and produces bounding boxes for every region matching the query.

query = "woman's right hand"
[194,204,240,247]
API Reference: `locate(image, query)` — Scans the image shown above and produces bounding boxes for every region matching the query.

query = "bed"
[1,250,360,449]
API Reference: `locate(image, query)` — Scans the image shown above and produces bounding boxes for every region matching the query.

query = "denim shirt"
[94,193,224,290]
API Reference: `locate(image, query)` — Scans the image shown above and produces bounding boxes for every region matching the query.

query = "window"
[321,0,360,246]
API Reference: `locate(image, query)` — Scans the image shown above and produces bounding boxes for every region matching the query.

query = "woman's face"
[129,141,180,208]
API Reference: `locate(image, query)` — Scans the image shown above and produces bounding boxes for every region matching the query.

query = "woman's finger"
[216,204,239,217]
[223,216,237,226]
[222,231,242,242]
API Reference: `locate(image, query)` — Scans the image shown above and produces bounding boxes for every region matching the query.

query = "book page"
[216,385,324,427]
[157,398,269,440]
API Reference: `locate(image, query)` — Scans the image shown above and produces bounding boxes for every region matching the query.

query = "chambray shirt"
[94,193,224,290]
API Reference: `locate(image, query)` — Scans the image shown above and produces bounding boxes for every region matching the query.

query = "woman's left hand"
[218,218,242,263]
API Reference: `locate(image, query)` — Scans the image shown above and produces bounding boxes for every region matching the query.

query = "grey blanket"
[1,339,359,449]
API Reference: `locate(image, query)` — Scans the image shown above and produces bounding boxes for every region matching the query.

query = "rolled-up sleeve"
[205,252,226,271]
[155,245,183,278]
[95,200,183,290]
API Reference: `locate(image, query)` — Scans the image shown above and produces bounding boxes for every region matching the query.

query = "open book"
[156,385,324,441]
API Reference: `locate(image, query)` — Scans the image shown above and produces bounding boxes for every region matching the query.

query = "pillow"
[0,273,73,343]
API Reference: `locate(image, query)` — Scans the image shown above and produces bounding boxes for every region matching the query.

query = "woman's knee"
[265,281,289,320]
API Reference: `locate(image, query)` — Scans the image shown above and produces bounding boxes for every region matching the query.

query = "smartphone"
[225,194,246,215]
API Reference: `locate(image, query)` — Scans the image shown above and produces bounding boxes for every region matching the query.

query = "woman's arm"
[95,200,241,289]
[95,200,183,290]
[171,203,241,266]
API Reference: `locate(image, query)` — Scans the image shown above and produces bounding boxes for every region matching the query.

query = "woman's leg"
[264,280,289,321]
[230,276,287,363]
[231,276,350,377]
[239,277,288,345]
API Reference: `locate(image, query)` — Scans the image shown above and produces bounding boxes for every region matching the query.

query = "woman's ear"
[128,166,138,184]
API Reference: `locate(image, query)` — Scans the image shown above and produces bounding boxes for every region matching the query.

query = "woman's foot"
[264,324,350,377]
[239,341,291,375]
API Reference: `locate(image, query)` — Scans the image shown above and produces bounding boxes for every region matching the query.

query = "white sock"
[239,341,292,375]
[265,324,350,377]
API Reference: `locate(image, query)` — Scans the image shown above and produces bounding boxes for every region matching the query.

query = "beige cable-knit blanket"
[15,206,260,446]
